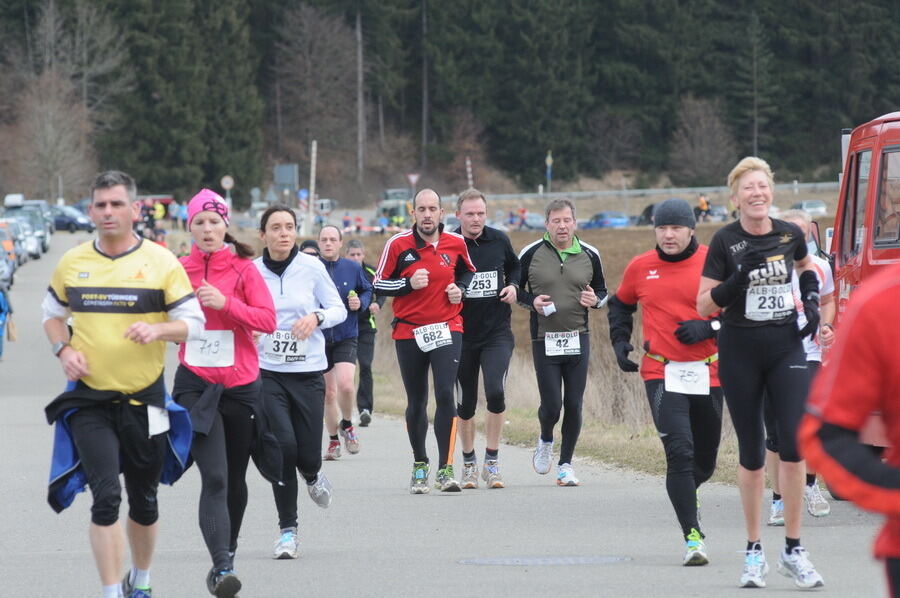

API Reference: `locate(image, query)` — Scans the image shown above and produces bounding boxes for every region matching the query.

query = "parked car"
[0,228,16,286]
[16,220,41,259]
[51,205,95,233]
[582,211,629,229]
[10,208,50,253]
[790,199,827,217]
[24,199,56,233]
[443,215,460,230]
[0,252,11,289]
[0,219,28,265]
[708,204,730,222]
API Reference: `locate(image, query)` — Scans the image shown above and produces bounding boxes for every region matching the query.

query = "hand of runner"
[674,319,715,345]
[499,285,517,305]
[59,347,89,381]
[798,298,820,340]
[124,321,162,345]
[579,285,597,308]
[252,331,263,344]
[818,323,835,346]
[612,341,639,372]
[533,294,553,315]
[369,302,380,315]
[410,268,429,289]
[446,283,463,304]
[347,291,361,311]
[292,313,318,340]
[737,248,764,284]
[197,278,227,310]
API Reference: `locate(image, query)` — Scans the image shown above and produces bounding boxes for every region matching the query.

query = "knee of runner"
[202,468,228,496]
[456,401,476,420]
[764,436,779,453]
[738,454,766,471]
[485,394,505,414]
[90,481,122,526]
[128,495,160,527]
[661,436,694,471]
[778,444,802,463]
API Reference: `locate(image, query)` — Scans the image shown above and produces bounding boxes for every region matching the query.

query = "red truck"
[828,111,900,447]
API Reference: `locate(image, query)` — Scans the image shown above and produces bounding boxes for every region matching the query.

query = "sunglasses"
[202,200,229,219]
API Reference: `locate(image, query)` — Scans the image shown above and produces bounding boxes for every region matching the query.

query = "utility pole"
[306,140,317,236]
[420,0,428,173]
[356,8,365,186]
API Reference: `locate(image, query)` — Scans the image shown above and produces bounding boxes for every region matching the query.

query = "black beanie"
[299,239,320,255]
[653,199,696,228]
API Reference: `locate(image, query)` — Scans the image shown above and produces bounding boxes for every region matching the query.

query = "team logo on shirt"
[440,253,452,266]
[646,269,659,280]
[729,240,749,254]
[780,233,793,244]
[78,272,89,278]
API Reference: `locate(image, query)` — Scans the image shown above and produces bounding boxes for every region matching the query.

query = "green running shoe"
[683,528,709,566]
[410,461,430,494]
[434,465,461,492]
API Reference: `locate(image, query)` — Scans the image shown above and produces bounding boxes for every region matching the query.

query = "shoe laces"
[785,547,816,577]
[807,484,825,503]
[279,531,296,545]
[743,549,765,573]
[485,461,500,475]
[686,528,703,547]
[413,462,427,480]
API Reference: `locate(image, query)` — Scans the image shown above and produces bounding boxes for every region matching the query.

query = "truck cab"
[830,112,900,446]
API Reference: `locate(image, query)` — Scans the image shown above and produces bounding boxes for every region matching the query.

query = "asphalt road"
[0,232,887,597]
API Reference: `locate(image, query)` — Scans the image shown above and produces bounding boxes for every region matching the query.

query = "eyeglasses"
[202,200,228,219]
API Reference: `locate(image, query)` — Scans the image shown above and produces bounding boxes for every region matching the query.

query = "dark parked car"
[583,211,629,229]
[51,205,95,233]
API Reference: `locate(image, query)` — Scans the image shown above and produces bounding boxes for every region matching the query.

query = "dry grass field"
[166,198,837,483]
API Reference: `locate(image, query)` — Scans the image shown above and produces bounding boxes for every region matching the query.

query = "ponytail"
[225,232,255,259]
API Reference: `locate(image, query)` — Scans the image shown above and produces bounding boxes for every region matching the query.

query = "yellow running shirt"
[48,238,194,393]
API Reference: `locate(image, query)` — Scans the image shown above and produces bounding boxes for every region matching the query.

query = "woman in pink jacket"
[173,189,277,598]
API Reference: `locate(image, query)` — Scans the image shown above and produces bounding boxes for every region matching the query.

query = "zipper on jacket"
[204,253,211,279]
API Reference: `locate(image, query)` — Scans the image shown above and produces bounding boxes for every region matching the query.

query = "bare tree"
[274,4,356,160]
[441,109,486,191]
[668,95,738,186]
[587,108,642,172]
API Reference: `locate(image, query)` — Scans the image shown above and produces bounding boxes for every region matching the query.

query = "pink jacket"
[178,244,276,387]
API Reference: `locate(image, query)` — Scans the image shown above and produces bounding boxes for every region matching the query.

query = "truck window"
[874,150,900,244]
[841,150,871,261]
[839,154,857,261]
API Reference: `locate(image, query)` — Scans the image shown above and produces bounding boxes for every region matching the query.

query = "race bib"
[544,331,581,356]
[745,283,793,321]
[466,271,499,298]
[185,330,234,367]
[263,329,308,364]
[413,322,452,352]
[664,361,710,395]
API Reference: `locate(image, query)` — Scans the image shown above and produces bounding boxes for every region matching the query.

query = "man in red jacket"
[374,189,475,494]
[799,262,900,598]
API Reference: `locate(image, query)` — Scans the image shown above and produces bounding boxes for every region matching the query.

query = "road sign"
[220,175,234,190]
[298,188,309,200]
[406,172,420,188]
[545,151,553,167]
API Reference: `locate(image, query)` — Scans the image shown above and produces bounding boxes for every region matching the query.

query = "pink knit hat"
[187,189,230,227]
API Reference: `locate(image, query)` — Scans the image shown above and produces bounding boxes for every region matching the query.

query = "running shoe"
[777,546,825,589]
[324,439,341,460]
[273,528,300,560]
[556,463,579,487]
[461,462,479,489]
[767,498,785,526]
[410,461,430,494]
[121,573,152,598]
[206,567,242,598]
[683,528,709,566]
[307,472,333,508]
[482,460,505,489]
[740,546,769,588]
[339,426,361,454]
[532,438,553,474]
[359,409,372,427]
[435,465,462,492]
[804,483,831,517]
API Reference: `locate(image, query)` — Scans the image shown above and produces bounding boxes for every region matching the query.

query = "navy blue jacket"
[320,256,373,343]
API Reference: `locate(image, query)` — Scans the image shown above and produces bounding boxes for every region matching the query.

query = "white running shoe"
[461,462,479,489]
[804,483,831,517]
[273,528,300,560]
[683,529,709,566]
[556,463,579,487]
[778,546,825,589]
[767,498,785,526]
[532,438,553,474]
[307,472,332,508]
[740,546,769,588]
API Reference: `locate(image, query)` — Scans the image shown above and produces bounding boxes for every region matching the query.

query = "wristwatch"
[710,320,722,332]
[314,311,325,326]
[52,341,70,357]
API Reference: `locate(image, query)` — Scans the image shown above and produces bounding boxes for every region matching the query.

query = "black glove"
[711,247,764,308]
[798,295,820,339]
[612,341,639,372]
[737,247,765,285]
[674,320,715,345]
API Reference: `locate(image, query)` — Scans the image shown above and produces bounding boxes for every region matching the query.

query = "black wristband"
[799,269,820,300]
[710,279,741,308]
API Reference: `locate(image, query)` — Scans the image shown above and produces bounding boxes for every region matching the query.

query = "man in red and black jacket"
[374,188,475,494]
[799,262,900,598]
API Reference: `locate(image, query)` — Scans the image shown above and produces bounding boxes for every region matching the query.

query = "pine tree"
[730,11,778,157]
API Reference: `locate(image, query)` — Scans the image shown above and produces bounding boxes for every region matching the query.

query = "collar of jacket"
[189,242,232,269]
[412,223,445,249]
[454,225,498,247]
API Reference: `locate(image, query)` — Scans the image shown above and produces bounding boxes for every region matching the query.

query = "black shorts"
[325,337,358,373]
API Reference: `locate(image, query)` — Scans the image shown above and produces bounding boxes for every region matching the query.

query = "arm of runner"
[454,244,476,291]
[42,292,89,381]
[585,245,608,308]
[313,261,347,328]
[217,266,277,334]
[356,264,373,312]
[515,243,538,310]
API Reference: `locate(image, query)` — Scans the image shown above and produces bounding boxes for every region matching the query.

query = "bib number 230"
[413,322,452,352]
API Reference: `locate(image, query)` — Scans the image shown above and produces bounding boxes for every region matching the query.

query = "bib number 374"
[544,331,581,356]
[413,322,452,352]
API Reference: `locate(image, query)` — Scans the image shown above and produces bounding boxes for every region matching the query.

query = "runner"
[453,188,519,489]
[43,171,205,598]
[299,240,320,257]
[799,262,900,598]
[256,205,346,560]
[697,157,824,589]
[172,189,279,597]
[765,209,836,527]
[374,188,475,493]
[607,198,722,565]
[317,225,372,459]
[517,198,607,487]
[346,239,386,427]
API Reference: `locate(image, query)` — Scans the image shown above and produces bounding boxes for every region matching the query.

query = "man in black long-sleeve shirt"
[454,188,521,489]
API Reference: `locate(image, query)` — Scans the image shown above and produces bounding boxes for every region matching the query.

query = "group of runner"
[44,157,851,596]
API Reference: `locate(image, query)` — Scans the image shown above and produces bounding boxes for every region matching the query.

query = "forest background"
[0,0,896,206]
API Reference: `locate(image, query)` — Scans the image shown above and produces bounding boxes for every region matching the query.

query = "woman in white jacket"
[254,206,346,560]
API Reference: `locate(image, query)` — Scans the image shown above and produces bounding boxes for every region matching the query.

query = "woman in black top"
[697,157,824,590]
